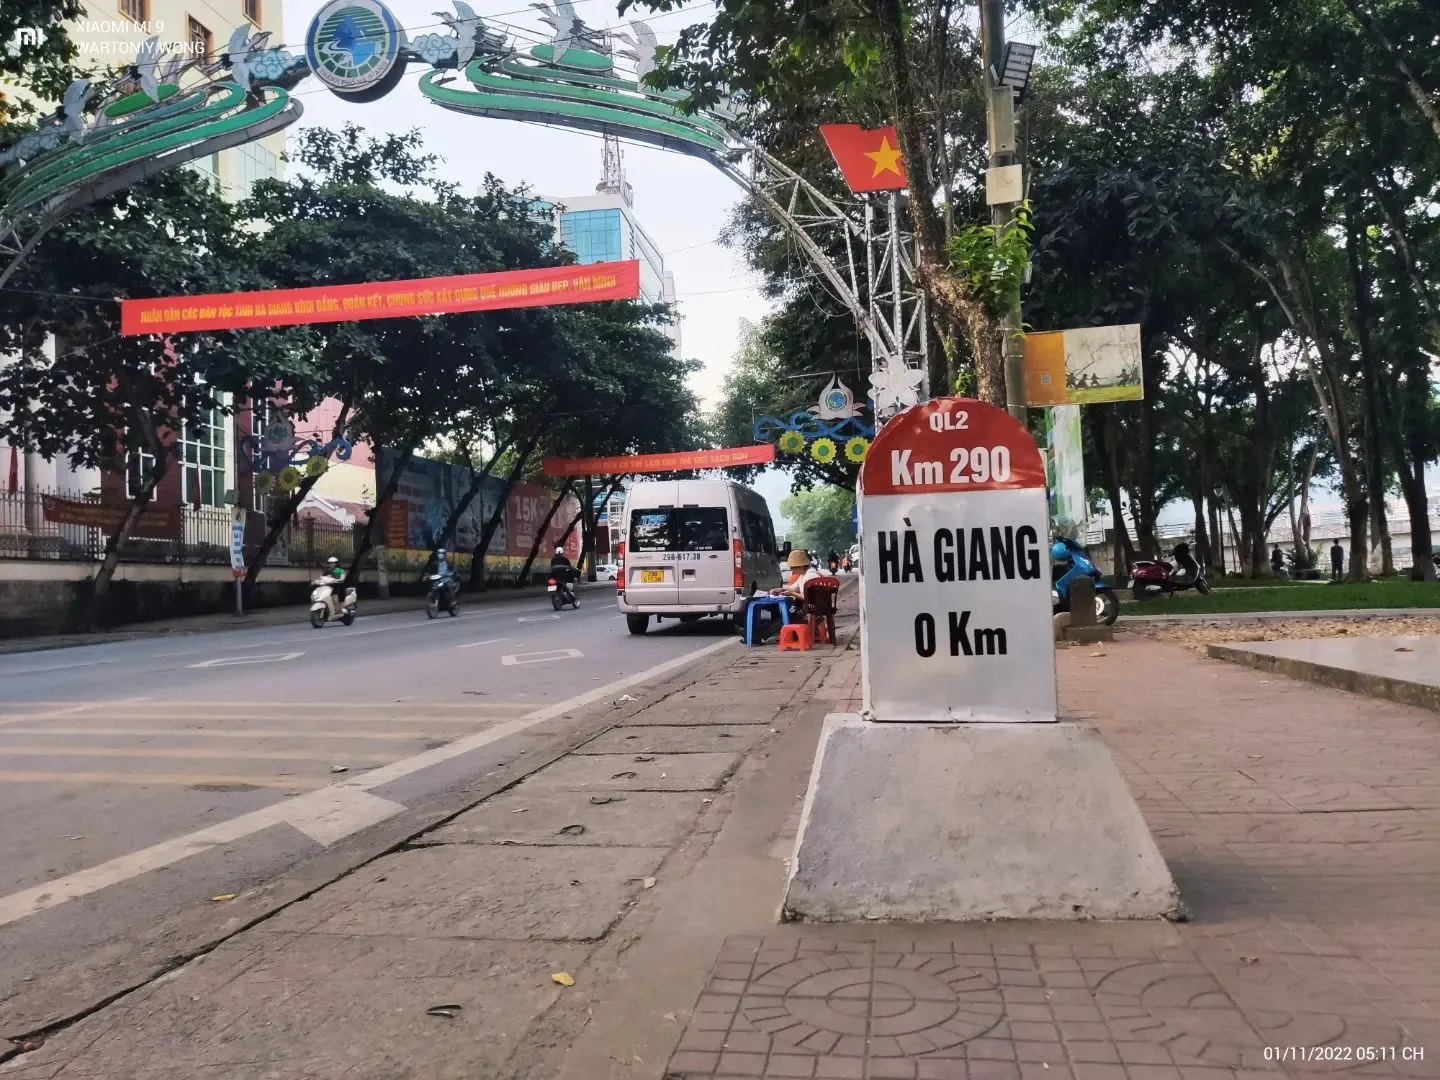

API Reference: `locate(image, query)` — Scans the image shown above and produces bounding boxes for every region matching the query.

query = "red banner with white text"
[120,261,641,335]
[542,445,776,478]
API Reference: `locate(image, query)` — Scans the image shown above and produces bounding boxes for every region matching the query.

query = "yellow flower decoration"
[253,472,274,494]
[811,438,838,464]
[305,455,329,478]
[276,465,302,492]
[777,429,806,454]
[844,436,870,463]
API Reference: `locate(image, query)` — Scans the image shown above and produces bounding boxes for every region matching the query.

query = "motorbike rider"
[1170,542,1200,585]
[549,545,576,603]
[320,556,346,612]
[431,547,458,602]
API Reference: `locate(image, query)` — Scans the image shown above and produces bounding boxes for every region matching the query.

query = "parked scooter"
[426,573,460,618]
[309,577,357,628]
[548,567,579,611]
[1130,542,1211,600]
[1050,537,1119,625]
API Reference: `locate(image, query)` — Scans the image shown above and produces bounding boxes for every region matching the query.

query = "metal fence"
[0,488,356,569]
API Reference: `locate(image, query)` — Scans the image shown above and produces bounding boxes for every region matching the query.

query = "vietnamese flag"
[819,124,909,193]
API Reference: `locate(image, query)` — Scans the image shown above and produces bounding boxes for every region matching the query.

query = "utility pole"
[981,0,1026,423]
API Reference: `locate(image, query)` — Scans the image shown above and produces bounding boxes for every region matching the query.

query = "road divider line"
[0,745,398,763]
[0,770,321,789]
[0,635,737,929]
[0,697,151,728]
[0,659,119,677]
[501,649,584,667]
[0,727,471,741]
[189,652,305,669]
[455,638,507,649]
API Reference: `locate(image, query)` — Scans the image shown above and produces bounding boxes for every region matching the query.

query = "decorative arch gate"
[0,0,925,417]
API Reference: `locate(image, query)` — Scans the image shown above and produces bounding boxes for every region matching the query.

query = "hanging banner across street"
[120,261,641,336]
[542,444,775,478]
[858,397,1057,723]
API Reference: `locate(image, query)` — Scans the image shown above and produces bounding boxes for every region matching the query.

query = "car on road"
[595,562,619,581]
[618,479,782,635]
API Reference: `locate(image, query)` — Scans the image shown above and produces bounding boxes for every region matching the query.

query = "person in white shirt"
[772,548,821,607]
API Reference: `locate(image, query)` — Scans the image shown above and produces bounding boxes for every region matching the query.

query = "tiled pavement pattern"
[667,637,1440,1079]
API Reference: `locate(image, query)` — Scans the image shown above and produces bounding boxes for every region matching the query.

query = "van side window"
[740,510,758,553]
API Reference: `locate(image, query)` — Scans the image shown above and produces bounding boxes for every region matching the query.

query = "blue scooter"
[1051,537,1119,626]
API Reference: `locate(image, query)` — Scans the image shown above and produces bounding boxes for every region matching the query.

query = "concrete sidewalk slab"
[425,788,707,848]
[515,751,742,792]
[1210,635,1440,713]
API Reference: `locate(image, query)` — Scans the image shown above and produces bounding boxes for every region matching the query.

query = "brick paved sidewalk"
[663,636,1440,1079]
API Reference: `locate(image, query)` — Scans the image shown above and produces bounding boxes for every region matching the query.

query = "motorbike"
[1050,538,1119,625]
[426,573,460,619]
[1129,542,1211,600]
[309,577,357,628]
[547,567,579,611]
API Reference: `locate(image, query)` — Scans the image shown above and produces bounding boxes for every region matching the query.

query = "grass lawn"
[1118,577,1440,615]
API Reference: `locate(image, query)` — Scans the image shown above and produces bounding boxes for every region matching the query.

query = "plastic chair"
[803,575,841,646]
[778,622,813,651]
[744,594,789,646]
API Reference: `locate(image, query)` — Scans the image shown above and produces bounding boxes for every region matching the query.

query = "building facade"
[0,0,286,532]
[535,189,681,353]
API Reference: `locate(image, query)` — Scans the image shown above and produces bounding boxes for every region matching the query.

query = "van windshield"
[629,508,730,553]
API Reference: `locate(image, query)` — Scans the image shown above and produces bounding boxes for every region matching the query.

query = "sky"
[279,0,803,525]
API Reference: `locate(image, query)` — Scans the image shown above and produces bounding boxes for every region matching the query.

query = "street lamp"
[995,41,1036,103]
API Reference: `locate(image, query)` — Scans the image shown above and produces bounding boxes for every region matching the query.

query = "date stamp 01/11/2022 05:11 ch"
[1265,1046,1426,1064]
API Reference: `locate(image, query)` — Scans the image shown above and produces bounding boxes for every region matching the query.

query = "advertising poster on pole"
[1044,404,1086,533]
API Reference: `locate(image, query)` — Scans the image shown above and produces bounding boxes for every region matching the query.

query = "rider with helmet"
[432,547,458,602]
[549,545,577,603]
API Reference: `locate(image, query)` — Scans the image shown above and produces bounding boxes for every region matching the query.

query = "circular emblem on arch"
[305,0,407,102]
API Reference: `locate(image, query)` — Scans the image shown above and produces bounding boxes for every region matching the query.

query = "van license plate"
[641,569,665,583]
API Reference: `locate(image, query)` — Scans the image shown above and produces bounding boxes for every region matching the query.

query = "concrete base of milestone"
[782,714,1180,922]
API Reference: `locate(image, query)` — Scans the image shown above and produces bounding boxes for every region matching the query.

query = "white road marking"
[455,638,507,649]
[0,745,398,763]
[0,697,150,729]
[516,614,561,623]
[188,652,305,669]
[0,727,472,741]
[0,635,738,928]
[501,649,584,667]
[0,659,118,677]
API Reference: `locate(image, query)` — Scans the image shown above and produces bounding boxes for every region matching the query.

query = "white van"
[617,479,783,635]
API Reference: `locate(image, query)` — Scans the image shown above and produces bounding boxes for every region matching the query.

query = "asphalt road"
[0,589,739,1012]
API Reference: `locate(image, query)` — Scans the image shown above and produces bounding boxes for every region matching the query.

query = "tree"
[240,126,568,586]
[0,0,83,123]
[621,0,1019,404]
[781,486,856,556]
[0,169,309,624]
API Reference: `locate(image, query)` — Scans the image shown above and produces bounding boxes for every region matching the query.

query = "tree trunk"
[89,450,170,629]
[1294,445,1317,567]
[514,480,575,585]
[469,430,542,588]
[425,432,513,577]
[1191,486,1210,573]
[348,444,415,588]
[1098,413,1135,576]
[1399,451,1433,581]
[869,0,1001,404]
[1209,499,1225,576]
[1347,199,1393,579]
[244,396,354,588]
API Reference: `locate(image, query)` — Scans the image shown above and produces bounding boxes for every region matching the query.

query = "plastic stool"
[778,622,813,651]
[744,595,789,646]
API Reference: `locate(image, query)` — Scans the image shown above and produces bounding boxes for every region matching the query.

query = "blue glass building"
[530,191,680,350]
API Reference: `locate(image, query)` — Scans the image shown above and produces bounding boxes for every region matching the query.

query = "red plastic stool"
[778,622,813,652]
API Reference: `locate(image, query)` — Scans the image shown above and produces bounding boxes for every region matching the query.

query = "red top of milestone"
[860,397,1046,496]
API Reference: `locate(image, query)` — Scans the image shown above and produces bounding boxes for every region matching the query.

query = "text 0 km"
[890,446,1011,487]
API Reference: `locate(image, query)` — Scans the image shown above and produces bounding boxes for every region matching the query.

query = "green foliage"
[780,486,856,556]
[0,0,83,123]
[946,202,1034,322]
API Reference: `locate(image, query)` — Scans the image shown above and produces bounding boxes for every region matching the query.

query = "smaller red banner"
[41,495,180,535]
[543,445,776,478]
[819,124,909,193]
[120,261,642,336]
